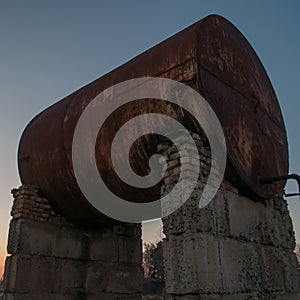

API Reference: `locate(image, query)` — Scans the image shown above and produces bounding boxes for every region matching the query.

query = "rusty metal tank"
[18,15,288,227]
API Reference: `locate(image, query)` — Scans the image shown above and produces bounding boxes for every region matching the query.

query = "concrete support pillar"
[2,185,143,300]
[159,132,300,299]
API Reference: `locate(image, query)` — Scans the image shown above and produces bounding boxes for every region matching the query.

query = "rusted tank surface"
[18,15,288,227]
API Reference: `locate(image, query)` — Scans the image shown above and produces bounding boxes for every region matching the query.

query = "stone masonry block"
[281,251,300,292]
[264,207,295,250]
[166,293,300,300]
[54,224,88,260]
[88,232,142,264]
[226,191,267,244]
[226,190,295,250]
[3,293,55,300]
[4,254,56,293]
[269,293,300,300]
[85,261,143,294]
[162,184,229,236]
[3,292,87,300]
[86,294,142,300]
[7,219,56,256]
[54,258,85,294]
[7,219,88,260]
[219,238,262,293]
[163,232,223,294]
[258,246,300,293]
[109,224,142,238]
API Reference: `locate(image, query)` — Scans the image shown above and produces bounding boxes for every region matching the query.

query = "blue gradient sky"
[0,1,299,276]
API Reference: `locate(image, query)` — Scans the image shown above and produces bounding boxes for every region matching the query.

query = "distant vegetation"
[143,241,164,280]
[143,241,165,298]
[295,244,300,268]
[0,277,3,295]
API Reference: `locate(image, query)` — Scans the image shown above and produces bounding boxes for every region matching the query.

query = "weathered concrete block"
[165,292,300,300]
[258,246,300,293]
[85,261,143,294]
[54,294,85,300]
[279,293,300,300]
[3,293,55,300]
[54,258,85,294]
[54,224,88,260]
[219,238,261,293]
[282,252,300,292]
[109,224,142,238]
[3,292,90,300]
[86,294,142,300]
[7,219,56,256]
[4,254,56,293]
[163,232,223,294]
[88,233,142,264]
[225,190,266,243]
[162,184,229,236]
[164,295,222,300]
[7,219,88,260]
[219,294,258,300]
[225,190,295,250]
[259,246,286,292]
[264,207,295,250]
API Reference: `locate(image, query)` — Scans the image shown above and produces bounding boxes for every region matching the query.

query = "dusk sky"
[0,1,299,277]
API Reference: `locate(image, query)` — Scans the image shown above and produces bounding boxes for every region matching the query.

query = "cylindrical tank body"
[18,15,288,227]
